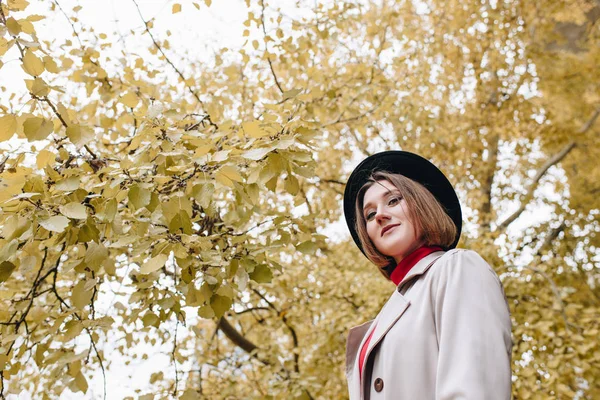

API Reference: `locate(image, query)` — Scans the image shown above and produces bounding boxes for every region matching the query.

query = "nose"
[375,207,390,224]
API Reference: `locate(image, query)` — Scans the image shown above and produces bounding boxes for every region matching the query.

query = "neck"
[389,245,443,286]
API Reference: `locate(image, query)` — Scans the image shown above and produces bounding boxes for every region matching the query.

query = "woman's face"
[362,180,422,264]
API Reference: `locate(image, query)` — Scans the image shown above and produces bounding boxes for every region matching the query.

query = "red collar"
[390,245,443,286]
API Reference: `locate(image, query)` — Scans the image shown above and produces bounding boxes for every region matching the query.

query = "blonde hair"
[354,171,457,277]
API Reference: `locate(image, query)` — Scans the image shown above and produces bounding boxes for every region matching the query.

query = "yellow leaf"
[39,216,70,233]
[242,121,269,138]
[0,38,10,57]
[74,371,88,393]
[56,103,72,125]
[23,117,53,141]
[172,3,182,13]
[242,146,274,161]
[0,239,18,264]
[22,50,45,76]
[198,305,215,318]
[142,312,159,327]
[18,19,35,35]
[26,14,45,22]
[0,167,30,203]
[6,18,21,35]
[128,184,151,209]
[140,254,169,274]
[85,242,108,271]
[216,165,243,187]
[71,280,93,310]
[284,174,299,195]
[55,176,80,191]
[0,354,7,370]
[0,261,16,283]
[0,114,18,142]
[36,149,55,168]
[27,77,50,96]
[43,56,59,73]
[59,202,87,219]
[194,144,213,158]
[7,0,30,11]
[66,124,94,147]
[120,91,139,108]
[205,0,212,6]
[193,2,200,9]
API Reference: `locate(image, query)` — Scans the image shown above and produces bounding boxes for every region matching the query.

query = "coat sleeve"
[432,250,513,400]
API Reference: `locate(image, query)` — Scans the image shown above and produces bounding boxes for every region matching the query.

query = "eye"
[388,196,402,206]
[365,211,376,221]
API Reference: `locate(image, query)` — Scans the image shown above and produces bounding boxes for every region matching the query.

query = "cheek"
[366,222,378,242]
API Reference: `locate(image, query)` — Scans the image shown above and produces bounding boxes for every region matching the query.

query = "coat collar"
[396,250,445,292]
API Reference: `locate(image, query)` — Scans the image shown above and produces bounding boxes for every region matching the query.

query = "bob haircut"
[354,171,457,278]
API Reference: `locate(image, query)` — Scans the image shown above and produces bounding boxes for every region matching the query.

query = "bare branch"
[496,141,576,231]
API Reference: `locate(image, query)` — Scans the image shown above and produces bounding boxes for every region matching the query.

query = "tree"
[0,0,598,399]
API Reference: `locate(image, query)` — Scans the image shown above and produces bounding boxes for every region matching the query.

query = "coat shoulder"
[430,248,500,282]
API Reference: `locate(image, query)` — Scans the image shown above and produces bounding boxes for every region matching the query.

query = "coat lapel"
[364,251,445,360]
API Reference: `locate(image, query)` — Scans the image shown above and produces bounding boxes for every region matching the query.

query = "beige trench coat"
[345,249,513,400]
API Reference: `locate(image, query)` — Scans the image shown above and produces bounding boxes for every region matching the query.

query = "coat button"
[374,377,384,392]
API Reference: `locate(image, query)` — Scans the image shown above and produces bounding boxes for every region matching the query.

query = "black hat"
[343,150,462,258]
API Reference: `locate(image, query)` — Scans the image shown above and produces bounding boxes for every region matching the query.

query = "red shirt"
[358,245,443,378]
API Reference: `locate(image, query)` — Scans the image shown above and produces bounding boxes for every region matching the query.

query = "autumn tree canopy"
[0,0,599,399]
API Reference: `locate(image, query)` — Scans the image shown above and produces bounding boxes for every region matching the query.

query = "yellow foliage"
[0,0,598,398]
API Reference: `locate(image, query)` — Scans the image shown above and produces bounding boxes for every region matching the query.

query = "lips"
[381,224,400,236]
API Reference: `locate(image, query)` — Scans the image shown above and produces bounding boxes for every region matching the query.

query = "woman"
[343,151,513,400]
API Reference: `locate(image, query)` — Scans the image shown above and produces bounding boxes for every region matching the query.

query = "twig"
[260,0,284,94]
[52,0,82,47]
[234,307,270,315]
[31,95,98,159]
[131,0,204,105]
[53,0,113,89]
[172,319,179,397]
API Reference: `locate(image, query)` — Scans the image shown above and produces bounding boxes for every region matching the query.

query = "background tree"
[0,0,598,399]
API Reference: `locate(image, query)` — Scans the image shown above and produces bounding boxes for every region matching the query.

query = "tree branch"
[577,105,600,134]
[496,140,576,231]
[479,133,500,234]
[216,317,265,362]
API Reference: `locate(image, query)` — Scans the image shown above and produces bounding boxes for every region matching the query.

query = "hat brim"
[343,151,462,258]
